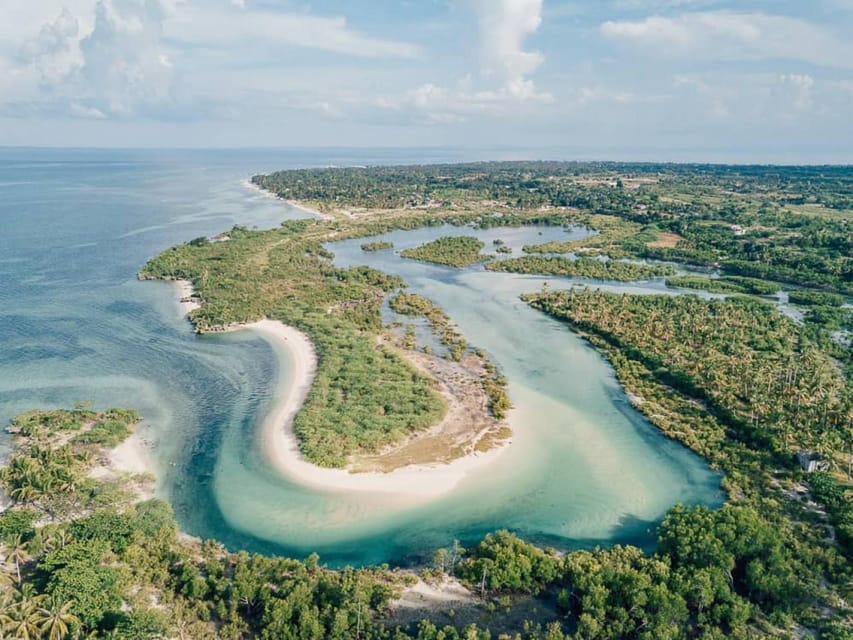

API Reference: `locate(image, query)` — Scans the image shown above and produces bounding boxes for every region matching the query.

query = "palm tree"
[1,590,44,640]
[4,536,30,588]
[37,596,79,640]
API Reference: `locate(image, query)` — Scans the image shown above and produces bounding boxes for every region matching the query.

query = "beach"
[241,179,330,220]
[248,319,509,501]
[176,279,200,314]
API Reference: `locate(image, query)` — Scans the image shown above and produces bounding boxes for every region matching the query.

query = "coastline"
[249,319,509,500]
[241,179,330,220]
[176,278,201,314]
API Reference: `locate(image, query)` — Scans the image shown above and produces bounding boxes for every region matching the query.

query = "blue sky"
[1,0,852,161]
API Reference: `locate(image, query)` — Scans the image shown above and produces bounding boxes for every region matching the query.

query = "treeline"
[665,275,780,296]
[0,408,411,639]
[449,500,831,640]
[253,162,853,216]
[525,290,852,467]
[362,241,394,252]
[7,405,852,639]
[254,162,852,293]
[1,405,139,509]
[486,256,674,281]
[517,290,853,635]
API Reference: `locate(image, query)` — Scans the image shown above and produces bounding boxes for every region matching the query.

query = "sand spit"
[248,320,508,501]
[169,275,507,501]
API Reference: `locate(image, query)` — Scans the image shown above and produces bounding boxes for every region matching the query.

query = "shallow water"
[0,148,723,566]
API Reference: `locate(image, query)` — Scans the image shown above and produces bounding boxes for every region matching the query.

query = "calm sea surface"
[0,148,722,566]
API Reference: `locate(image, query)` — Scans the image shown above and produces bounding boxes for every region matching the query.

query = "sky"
[1,0,852,161]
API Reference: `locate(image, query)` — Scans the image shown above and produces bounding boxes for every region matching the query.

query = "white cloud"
[17,8,83,86]
[670,71,829,122]
[778,74,814,111]
[573,86,662,106]
[70,0,176,117]
[3,0,419,120]
[474,0,548,100]
[365,0,553,125]
[165,6,420,59]
[4,0,181,120]
[601,11,853,69]
[610,0,724,9]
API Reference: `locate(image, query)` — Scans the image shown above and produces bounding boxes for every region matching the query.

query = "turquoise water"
[0,148,722,566]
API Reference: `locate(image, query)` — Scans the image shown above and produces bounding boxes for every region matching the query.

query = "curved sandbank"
[247,319,510,500]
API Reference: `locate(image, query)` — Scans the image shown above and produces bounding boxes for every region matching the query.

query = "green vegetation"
[0,409,417,640]
[9,403,850,639]
[389,292,510,418]
[666,275,780,296]
[141,223,448,469]
[361,240,394,252]
[256,162,853,294]
[486,256,674,281]
[666,275,743,294]
[400,236,490,268]
[1,407,139,510]
[788,290,846,307]
[803,305,853,332]
[389,292,468,361]
[525,290,851,465]
[516,288,852,635]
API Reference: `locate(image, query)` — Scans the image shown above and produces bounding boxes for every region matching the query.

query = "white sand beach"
[248,319,509,501]
[90,430,157,502]
[176,279,200,314]
[241,179,329,220]
[110,431,153,475]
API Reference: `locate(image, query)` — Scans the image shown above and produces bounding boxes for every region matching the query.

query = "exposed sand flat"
[247,319,509,501]
[110,431,153,475]
[90,431,157,502]
[392,577,476,610]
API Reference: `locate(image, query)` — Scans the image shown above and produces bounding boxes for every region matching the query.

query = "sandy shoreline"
[241,179,330,220]
[248,319,508,500]
[90,429,157,502]
[176,279,200,314]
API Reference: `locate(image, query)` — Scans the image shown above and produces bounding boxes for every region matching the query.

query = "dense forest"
[486,256,673,281]
[100,161,853,637]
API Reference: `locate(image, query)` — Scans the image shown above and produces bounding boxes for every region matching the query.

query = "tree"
[37,597,79,640]
[0,589,44,640]
[4,536,30,588]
